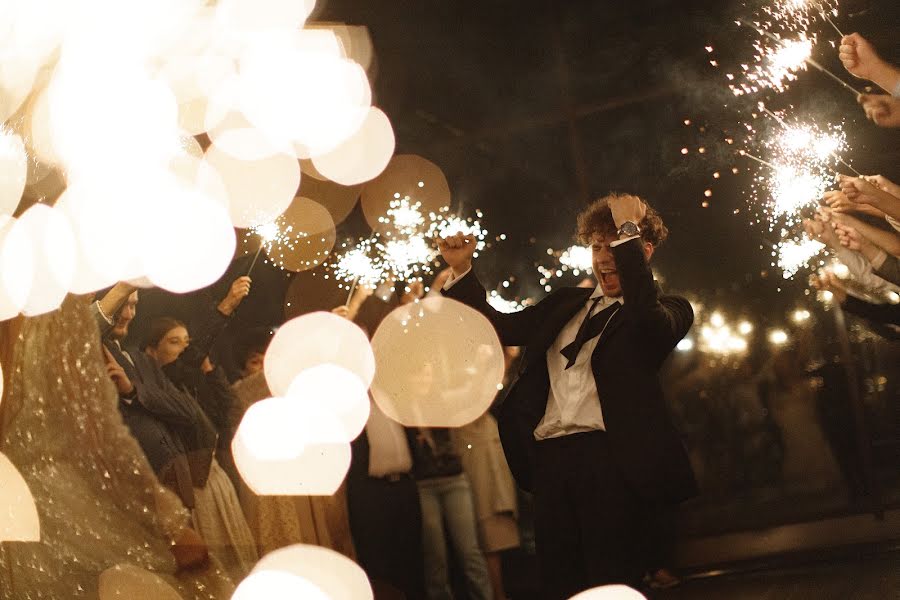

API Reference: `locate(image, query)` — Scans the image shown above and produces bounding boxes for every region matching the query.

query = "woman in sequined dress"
[0,297,234,599]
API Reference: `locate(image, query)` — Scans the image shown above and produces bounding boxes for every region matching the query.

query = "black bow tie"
[560,298,621,369]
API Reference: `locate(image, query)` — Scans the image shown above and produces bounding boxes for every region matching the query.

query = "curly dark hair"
[576,193,668,247]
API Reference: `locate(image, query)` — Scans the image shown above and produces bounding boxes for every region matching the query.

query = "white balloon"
[0,216,32,320]
[569,585,647,600]
[371,297,504,427]
[250,544,373,600]
[232,397,350,495]
[0,129,27,217]
[311,107,395,186]
[17,203,76,317]
[264,311,375,397]
[233,570,329,600]
[0,451,40,542]
[286,364,370,442]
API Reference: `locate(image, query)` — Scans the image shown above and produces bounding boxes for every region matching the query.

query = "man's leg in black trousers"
[533,438,587,600]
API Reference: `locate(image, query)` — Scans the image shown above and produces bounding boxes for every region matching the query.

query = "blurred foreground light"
[888,291,900,305]
[831,262,850,279]
[141,189,236,293]
[264,311,375,397]
[233,570,329,600]
[676,338,694,352]
[232,397,350,495]
[791,309,811,323]
[17,203,75,316]
[710,311,725,328]
[371,297,504,427]
[238,544,373,600]
[361,154,450,229]
[0,129,27,217]
[98,564,182,600]
[569,584,647,599]
[0,216,33,320]
[203,132,300,229]
[738,321,753,335]
[286,364,370,442]
[299,176,362,226]
[311,106,395,186]
[264,197,336,272]
[768,329,789,345]
[215,0,315,35]
[0,452,40,541]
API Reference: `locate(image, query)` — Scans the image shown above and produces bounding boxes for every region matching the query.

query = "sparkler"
[537,244,593,291]
[738,19,858,96]
[777,235,826,278]
[487,290,533,314]
[246,222,281,276]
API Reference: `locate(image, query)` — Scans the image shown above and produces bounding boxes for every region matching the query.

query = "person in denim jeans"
[412,427,493,600]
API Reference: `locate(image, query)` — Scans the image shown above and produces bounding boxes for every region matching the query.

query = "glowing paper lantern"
[246,544,373,600]
[0,452,40,541]
[264,311,375,396]
[202,134,300,228]
[370,297,504,427]
[286,364,370,442]
[569,585,647,599]
[231,399,351,496]
[361,154,451,230]
[311,107,395,186]
[0,129,27,217]
[0,216,33,320]
[98,564,183,600]
[17,203,76,316]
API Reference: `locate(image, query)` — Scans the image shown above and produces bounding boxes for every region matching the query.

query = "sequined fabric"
[0,296,234,598]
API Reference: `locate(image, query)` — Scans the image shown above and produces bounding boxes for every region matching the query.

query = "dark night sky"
[312,0,900,319]
[135,0,900,343]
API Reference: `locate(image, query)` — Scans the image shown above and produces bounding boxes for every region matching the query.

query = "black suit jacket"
[442,238,698,504]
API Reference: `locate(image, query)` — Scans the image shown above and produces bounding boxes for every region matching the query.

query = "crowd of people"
[0,30,897,600]
[806,33,900,331]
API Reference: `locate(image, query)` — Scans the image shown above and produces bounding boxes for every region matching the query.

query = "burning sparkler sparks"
[776,236,826,279]
[538,244,593,291]
[487,290,533,314]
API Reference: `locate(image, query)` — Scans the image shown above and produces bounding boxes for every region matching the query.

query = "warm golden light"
[246,544,374,600]
[286,364,371,442]
[370,297,504,427]
[98,565,182,600]
[568,584,647,599]
[0,452,40,541]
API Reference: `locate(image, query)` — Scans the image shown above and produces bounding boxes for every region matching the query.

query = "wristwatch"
[617,221,640,237]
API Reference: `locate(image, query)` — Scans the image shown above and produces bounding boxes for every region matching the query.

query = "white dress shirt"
[533,287,621,440]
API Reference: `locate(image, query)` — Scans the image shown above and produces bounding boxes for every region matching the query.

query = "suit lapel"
[524,288,592,369]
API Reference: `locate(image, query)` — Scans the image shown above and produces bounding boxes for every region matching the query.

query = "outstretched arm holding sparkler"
[858,94,900,128]
[823,190,885,218]
[839,33,900,96]
[839,174,900,223]
[828,212,900,257]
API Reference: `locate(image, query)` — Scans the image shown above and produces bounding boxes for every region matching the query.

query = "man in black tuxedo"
[438,193,697,599]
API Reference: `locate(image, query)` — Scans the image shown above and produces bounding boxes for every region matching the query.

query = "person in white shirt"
[438,193,696,599]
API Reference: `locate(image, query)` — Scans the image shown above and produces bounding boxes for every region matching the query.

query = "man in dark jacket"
[438,193,696,599]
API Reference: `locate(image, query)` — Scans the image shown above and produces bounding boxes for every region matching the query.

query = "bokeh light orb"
[98,564,182,600]
[233,397,309,461]
[233,570,329,600]
[0,129,27,217]
[569,584,647,600]
[361,154,451,230]
[202,135,300,229]
[311,106,395,186]
[286,364,370,442]
[0,216,33,320]
[298,169,362,226]
[141,188,236,293]
[370,297,504,427]
[0,452,40,541]
[251,544,373,600]
[17,203,75,317]
[264,311,374,396]
[264,197,335,272]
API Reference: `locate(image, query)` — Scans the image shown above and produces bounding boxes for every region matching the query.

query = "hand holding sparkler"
[839,33,900,94]
[838,175,900,221]
[803,212,840,249]
[218,276,252,316]
[822,190,882,218]
[811,269,848,304]
[858,94,900,128]
[437,232,477,278]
